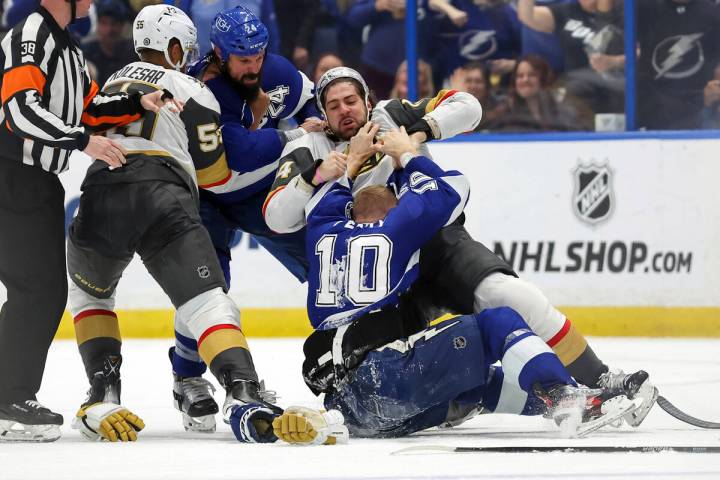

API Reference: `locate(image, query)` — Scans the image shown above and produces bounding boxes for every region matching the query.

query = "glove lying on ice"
[73,402,145,442]
[227,403,279,443]
[272,406,349,445]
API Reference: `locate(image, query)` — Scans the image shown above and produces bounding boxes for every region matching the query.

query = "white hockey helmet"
[315,66,371,117]
[133,5,199,70]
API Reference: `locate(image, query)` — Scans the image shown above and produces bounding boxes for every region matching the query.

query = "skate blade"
[625,383,658,427]
[0,420,61,442]
[575,397,643,438]
[182,413,216,433]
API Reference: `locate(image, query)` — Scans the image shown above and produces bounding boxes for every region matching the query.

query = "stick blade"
[657,395,720,429]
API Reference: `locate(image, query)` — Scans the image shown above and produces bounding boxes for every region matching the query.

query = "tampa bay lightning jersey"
[305,156,469,330]
[189,52,320,202]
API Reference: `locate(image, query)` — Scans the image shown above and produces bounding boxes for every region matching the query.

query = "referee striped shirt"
[0,7,144,174]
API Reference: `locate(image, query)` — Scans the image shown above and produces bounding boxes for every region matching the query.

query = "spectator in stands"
[430,0,522,88]
[389,59,435,99]
[128,0,163,16]
[517,0,625,126]
[636,0,720,130]
[314,0,363,70]
[275,0,318,72]
[490,54,580,132]
[167,0,280,54]
[3,0,92,36]
[701,63,720,129]
[345,0,434,98]
[449,61,504,130]
[82,0,136,86]
[313,52,344,83]
[520,0,565,74]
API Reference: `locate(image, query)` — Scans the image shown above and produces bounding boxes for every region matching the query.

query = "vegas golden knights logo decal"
[572,162,613,225]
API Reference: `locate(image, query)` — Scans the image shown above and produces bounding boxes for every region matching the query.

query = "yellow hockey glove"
[272,406,348,446]
[74,402,145,442]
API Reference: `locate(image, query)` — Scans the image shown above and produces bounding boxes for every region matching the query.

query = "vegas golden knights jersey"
[103,61,229,190]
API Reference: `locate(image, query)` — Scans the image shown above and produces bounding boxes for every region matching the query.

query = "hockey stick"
[657,395,720,429]
[391,445,720,455]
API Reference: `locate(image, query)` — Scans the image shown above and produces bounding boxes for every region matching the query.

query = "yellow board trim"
[54,307,720,339]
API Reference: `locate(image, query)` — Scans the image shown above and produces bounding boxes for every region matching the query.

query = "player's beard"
[223,67,264,102]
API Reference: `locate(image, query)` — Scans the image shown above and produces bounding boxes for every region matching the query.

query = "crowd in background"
[2,0,720,132]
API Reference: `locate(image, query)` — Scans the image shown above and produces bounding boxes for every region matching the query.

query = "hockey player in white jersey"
[263,67,657,428]
[66,5,285,443]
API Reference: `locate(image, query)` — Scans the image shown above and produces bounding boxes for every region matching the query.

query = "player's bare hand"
[347,122,381,179]
[300,117,327,133]
[378,126,417,169]
[315,151,347,185]
[140,89,184,114]
[83,135,128,168]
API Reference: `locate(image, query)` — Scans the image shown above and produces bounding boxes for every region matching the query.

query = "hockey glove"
[228,403,278,443]
[74,402,145,442]
[272,406,349,446]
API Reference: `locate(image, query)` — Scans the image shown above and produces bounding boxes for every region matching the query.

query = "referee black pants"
[0,160,67,404]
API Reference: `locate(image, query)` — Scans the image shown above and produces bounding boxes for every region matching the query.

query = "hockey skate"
[221,373,283,443]
[72,355,145,442]
[598,369,658,427]
[173,374,219,433]
[538,384,641,438]
[0,400,63,442]
[168,347,219,432]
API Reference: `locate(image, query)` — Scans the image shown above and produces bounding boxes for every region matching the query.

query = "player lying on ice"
[66,5,320,444]
[272,128,641,443]
[166,65,656,433]
[262,66,656,432]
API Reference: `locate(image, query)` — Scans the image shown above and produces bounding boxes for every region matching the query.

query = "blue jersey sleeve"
[221,117,285,173]
[382,156,469,250]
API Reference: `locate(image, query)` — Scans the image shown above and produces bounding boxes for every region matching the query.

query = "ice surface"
[2,337,719,480]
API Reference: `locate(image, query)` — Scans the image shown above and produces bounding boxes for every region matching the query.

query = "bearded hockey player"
[262,66,657,428]
[66,5,284,443]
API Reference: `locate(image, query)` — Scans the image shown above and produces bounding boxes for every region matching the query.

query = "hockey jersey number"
[315,233,393,307]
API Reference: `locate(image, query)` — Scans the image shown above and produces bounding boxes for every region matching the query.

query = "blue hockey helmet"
[210,6,269,61]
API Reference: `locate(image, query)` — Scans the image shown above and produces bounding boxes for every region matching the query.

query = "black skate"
[168,348,219,433]
[598,369,658,427]
[0,400,63,442]
[536,384,640,438]
[71,354,123,438]
[81,355,122,407]
[221,373,283,443]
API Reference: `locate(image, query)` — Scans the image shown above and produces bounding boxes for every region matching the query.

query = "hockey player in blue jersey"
[264,66,657,430]
[187,5,324,285]
[271,128,637,441]
[166,6,328,431]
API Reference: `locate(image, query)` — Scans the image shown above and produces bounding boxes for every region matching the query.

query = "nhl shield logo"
[572,163,614,225]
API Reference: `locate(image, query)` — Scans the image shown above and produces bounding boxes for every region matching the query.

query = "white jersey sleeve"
[263,132,335,233]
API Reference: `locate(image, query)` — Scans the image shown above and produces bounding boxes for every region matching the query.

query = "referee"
[0,0,177,442]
